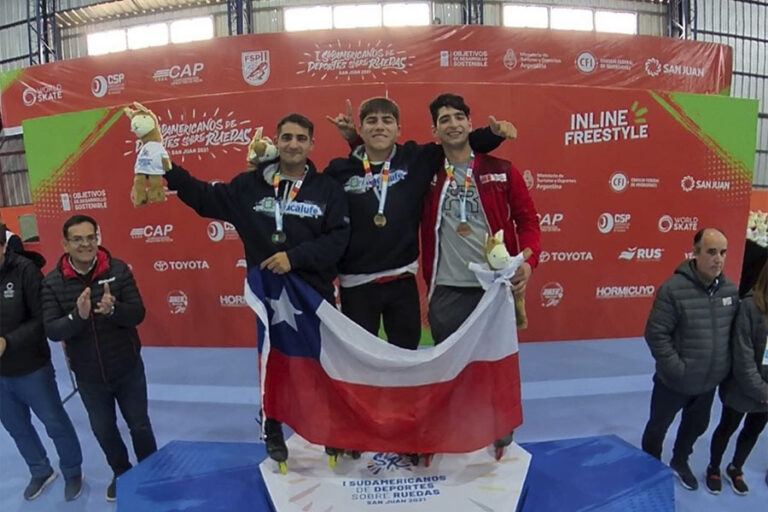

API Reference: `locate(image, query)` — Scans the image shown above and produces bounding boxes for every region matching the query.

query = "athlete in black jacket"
[164,113,350,473]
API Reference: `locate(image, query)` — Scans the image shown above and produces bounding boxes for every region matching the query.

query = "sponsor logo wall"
[17,30,754,346]
[2,25,732,127]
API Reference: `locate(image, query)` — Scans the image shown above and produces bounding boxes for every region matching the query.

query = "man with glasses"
[41,215,156,503]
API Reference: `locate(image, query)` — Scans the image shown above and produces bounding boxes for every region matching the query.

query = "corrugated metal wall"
[0,136,31,207]
[694,0,768,187]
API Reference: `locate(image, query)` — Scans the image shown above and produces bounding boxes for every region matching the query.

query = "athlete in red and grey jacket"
[421,94,542,342]
[421,93,541,456]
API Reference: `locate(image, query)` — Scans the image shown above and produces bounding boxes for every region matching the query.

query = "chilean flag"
[244,269,522,454]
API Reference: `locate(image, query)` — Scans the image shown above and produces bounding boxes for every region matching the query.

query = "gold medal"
[456,222,472,237]
[271,231,287,244]
[374,214,387,228]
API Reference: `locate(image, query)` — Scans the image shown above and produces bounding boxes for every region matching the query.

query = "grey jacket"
[645,260,739,395]
[721,295,768,413]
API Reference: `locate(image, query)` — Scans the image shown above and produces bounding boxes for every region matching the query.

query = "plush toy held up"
[484,230,532,329]
[123,102,170,207]
[246,127,279,171]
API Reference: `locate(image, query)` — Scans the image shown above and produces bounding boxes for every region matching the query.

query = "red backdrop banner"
[2,25,732,127]
[22,81,756,346]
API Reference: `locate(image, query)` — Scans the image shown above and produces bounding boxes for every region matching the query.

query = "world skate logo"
[366,453,414,475]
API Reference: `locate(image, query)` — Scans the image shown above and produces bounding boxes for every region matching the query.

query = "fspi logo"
[645,58,705,78]
[680,175,730,193]
[242,51,270,86]
[575,51,597,73]
[220,294,247,307]
[565,102,648,146]
[207,221,238,242]
[609,171,660,191]
[153,63,204,85]
[541,282,564,307]
[366,453,415,475]
[596,284,656,299]
[618,247,663,262]
[539,251,594,263]
[658,215,698,233]
[91,73,125,98]
[167,290,188,314]
[598,213,631,234]
[130,224,173,243]
[539,213,564,233]
[503,49,517,70]
[22,83,62,106]
[154,260,210,272]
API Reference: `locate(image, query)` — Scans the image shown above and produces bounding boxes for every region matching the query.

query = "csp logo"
[207,221,237,242]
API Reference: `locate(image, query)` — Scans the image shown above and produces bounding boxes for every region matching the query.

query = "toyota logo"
[154,260,169,272]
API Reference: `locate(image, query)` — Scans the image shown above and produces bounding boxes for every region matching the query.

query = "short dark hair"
[359,97,400,124]
[693,227,726,250]
[0,223,6,246]
[62,215,98,239]
[429,93,471,125]
[277,113,314,138]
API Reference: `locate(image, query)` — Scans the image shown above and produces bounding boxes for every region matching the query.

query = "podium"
[117,435,673,512]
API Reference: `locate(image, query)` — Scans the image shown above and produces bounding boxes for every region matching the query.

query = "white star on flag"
[269,287,302,331]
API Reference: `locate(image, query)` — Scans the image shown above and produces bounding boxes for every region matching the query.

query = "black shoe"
[264,418,288,463]
[64,474,83,501]
[23,469,57,500]
[670,459,698,491]
[705,465,721,495]
[725,463,749,495]
[106,478,116,502]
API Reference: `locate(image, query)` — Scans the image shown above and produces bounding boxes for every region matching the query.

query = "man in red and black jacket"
[41,214,156,503]
[421,93,541,455]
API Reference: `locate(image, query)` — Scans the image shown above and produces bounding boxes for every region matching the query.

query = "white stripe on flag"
[318,282,519,387]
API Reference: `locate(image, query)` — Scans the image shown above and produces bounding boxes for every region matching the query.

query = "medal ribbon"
[443,151,475,223]
[272,168,306,233]
[362,146,396,217]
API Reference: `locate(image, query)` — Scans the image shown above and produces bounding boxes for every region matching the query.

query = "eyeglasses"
[67,235,97,244]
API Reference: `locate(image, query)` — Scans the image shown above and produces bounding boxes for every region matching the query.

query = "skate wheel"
[495,447,504,461]
[328,455,337,469]
[424,454,433,468]
[278,461,288,475]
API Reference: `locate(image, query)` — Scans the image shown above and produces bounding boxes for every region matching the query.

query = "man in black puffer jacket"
[0,224,83,502]
[41,215,156,503]
[642,228,739,491]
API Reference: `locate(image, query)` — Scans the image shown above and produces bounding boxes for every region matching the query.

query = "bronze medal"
[271,231,287,244]
[374,214,387,228]
[456,222,472,237]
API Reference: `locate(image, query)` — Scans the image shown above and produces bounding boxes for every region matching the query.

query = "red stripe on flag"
[263,351,522,454]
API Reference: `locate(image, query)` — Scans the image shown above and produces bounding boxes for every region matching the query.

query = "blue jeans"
[76,358,157,476]
[0,361,83,479]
